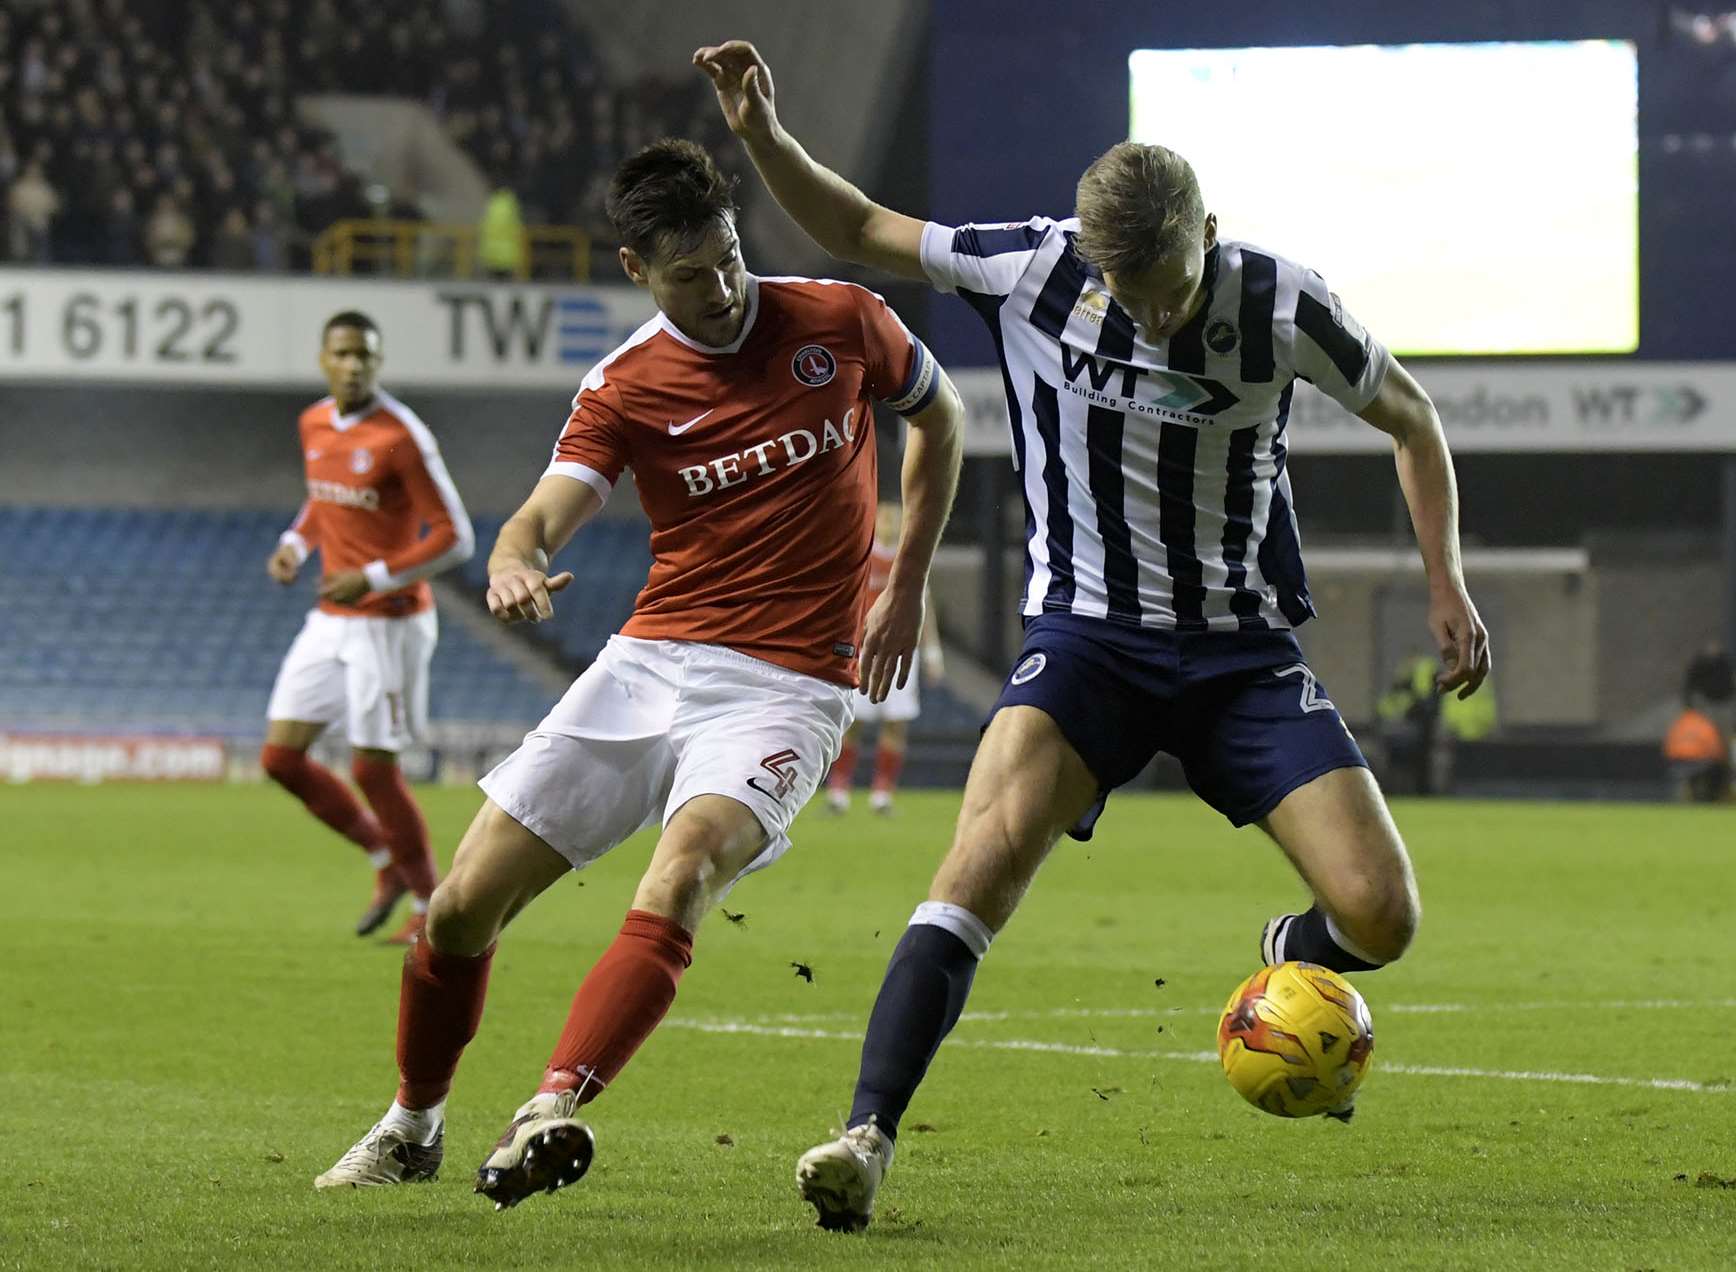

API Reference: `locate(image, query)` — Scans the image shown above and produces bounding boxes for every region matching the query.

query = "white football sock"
[910,900,995,959]
[381,1098,444,1145]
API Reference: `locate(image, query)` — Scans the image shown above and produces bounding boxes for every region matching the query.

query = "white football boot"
[473,1089,596,1210]
[314,1121,443,1189]
[795,1120,894,1232]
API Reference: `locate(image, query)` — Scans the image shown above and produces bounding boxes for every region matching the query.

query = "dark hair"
[1074,142,1205,277]
[606,139,738,263]
[322,310,379,342]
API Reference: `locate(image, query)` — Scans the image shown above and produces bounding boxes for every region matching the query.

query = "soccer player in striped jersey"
[262,312,474,944]
[697,41,1493,1229]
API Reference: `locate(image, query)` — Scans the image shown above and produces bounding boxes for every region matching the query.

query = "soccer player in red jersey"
[262,313,474,943]
[315,141,966,1205]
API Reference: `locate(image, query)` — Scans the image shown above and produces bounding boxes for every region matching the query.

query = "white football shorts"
[479,636,853,886]
[850,665,920,724]
[266,608,437,752]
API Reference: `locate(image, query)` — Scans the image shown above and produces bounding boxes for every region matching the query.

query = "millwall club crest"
[1205,318,1240,355]
[349,447,374,474]
[791,344,837,387]
[1010,652,1047,686]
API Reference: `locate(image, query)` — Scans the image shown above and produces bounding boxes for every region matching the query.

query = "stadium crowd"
[0,0,731,272]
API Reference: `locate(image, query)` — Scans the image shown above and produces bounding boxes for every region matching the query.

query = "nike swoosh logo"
[668,409,714,435]
[744,776,783,801]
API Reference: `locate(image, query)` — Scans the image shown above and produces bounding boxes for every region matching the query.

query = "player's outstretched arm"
[694,39,927,280]
[1359,359,1493,699]
[485,475,601,624]
[859,367,965,702]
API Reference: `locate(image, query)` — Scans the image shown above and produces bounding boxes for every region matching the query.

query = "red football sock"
[353,756,438,900]
[871,742,906,795]
[397,937,494,1110]
[828,742,859,794]
[260,744,387,854]
[538,909,694,1105]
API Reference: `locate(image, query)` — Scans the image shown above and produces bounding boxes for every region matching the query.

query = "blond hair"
[1074,142,1205,276]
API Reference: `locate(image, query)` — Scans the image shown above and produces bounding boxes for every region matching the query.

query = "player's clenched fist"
[266,544,301,584]
[487,567,573,624]
[692,40,778,141]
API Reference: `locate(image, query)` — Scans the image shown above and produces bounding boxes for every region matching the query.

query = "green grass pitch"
[2,784,1733,1270]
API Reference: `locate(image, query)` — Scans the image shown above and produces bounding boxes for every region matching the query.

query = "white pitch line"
[663,1018,1736,1095]
[751,999,1736,1026]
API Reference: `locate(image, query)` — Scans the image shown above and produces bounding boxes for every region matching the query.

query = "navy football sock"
[1275,905,1384,973]
[846,922,982,1142]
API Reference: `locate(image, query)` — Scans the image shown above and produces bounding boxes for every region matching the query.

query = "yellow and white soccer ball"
[1216,961,1374,1117]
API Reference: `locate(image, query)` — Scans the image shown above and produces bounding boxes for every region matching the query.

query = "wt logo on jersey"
[1059,348,1239,418]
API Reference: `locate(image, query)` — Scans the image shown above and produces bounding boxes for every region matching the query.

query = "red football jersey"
[547,275,938,685]
[280,391,474,619]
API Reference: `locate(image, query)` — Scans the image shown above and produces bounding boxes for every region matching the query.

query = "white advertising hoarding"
[0,268,656,389]
[952,363,1736,456]
[4,269,1732,454]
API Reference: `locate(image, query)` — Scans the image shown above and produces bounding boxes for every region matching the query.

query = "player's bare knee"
[1380,882,1421,961]
[259,743,301,784]
[639,842,725,915]
[424,868,505,955]
[1332,871,1419,965]
[640,805,764,919]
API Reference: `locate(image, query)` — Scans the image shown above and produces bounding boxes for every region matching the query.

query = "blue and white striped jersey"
[921,217,1389,631]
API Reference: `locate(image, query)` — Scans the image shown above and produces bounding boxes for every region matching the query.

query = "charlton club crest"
[791,344,836,387]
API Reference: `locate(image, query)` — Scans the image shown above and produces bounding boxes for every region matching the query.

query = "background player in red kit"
[262,312,475,943]
[826,501,946,815]
[315,141,966,1205]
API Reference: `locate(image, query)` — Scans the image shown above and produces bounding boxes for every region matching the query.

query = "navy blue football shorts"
[988,611,1368,839]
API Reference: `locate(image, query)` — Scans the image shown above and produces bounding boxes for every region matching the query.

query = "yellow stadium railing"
[311,220,591,281]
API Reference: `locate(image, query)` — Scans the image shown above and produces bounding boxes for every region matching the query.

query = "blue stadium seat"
[0,504,981,743]
[0,506,559,741]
